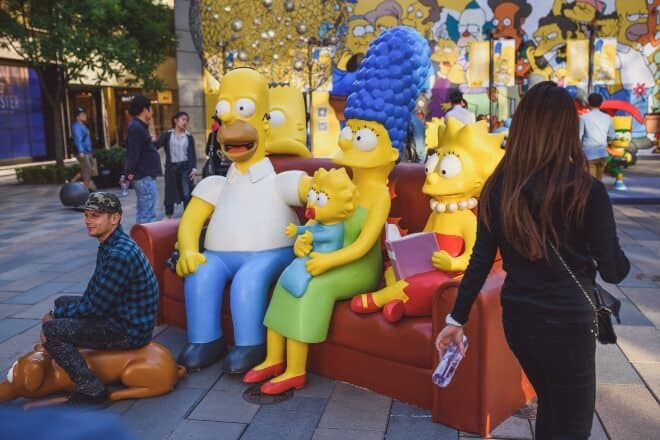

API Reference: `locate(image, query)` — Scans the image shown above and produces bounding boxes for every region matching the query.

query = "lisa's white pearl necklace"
[430,197,478,213]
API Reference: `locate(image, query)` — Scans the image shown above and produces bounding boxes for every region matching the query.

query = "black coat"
[156,130,196,205]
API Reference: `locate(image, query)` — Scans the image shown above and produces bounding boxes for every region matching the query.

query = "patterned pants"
[42,296,134,396]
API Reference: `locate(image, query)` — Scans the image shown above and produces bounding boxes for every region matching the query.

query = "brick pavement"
[0,158,658,439]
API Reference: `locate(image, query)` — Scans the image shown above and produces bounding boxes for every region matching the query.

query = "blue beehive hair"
[344,26,431,155]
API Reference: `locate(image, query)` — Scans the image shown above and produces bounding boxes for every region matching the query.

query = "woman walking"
[435,81,630,440]
[157,111,197,218]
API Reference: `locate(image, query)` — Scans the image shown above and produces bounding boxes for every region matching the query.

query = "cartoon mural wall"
[197,0,659,152]
[336,0,657,140]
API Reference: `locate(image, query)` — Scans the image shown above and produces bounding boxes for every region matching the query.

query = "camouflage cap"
[83,192,122,214]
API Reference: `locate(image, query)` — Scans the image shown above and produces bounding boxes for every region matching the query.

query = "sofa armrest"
[130,221,179,323]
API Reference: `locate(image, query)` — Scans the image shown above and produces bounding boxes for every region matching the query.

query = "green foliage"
[94,146,126,171]
[16,163,81,184]
[0,0,176,91]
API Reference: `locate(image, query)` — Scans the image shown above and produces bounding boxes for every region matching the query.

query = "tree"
[0,0,176,165]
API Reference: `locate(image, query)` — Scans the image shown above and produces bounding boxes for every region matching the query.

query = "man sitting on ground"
[41,192,158,405]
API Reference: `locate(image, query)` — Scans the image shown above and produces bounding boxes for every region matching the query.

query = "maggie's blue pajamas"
[184,248,294,346]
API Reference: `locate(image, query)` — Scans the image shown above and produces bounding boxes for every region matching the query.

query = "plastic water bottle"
[432,335,468,388]
[120,175,129,197]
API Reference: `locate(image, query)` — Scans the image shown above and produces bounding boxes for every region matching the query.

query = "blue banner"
[0,65,46,160]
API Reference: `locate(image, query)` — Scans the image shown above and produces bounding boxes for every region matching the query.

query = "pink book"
[385,225,440,280]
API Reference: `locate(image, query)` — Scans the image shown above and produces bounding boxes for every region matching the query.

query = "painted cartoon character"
[175,68,311,373]
[431,39,465,84]
[527,14,578,83]
[351,119,504,322]
[244,26,431,395]
[402,0,441,38]
[457,2,487,49]
[488,0,533,51]
[365,0,402,35]
[638,0,660,47]
[279,168,358,298]
[266,85,311,158]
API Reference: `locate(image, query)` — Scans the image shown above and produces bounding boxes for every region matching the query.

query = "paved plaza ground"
[0,157,658,439]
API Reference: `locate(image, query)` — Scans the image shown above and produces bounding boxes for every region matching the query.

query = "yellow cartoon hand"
[285,223,298,237]
[176,250,207,277]
[305,252,333,276]
[294,230,313,257]
[432,250,454,272]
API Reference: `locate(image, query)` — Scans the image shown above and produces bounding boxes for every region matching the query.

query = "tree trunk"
[35,67,66,167]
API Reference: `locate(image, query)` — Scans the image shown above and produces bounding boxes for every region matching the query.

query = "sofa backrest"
[270,156,430,234]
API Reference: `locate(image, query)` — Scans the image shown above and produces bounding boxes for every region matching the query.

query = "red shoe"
[383,300,405,323]
[243,363,285,384]
[350,293,380,314]
[260,374,307,395]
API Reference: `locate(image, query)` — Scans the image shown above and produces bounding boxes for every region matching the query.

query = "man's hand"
[78,153,85,159]
[176,250,207,277]
[435,324,465,360]
[293,230,313,257]
[42,311,53,324]
[189,169,197,180]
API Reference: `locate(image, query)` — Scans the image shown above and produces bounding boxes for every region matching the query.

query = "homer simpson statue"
[175,67,310,372]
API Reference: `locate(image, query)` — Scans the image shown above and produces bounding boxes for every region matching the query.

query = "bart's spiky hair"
[344,26,431,155]
[434,118,504,178]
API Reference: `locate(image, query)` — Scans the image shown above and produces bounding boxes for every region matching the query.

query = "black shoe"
[177,338,227,370]
[66,389,109,407]
[223,344,266,374]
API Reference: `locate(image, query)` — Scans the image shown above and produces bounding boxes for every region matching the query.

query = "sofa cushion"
[326,301,433,370]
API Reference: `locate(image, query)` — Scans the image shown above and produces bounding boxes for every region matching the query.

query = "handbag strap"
[549,243,599,336]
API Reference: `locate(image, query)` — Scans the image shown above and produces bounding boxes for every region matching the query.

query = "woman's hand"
[435,324,466,360]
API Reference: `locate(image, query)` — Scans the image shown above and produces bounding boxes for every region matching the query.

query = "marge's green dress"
[263,207,382,343]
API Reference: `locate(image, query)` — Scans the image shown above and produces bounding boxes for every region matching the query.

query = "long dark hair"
[479,81,592,261]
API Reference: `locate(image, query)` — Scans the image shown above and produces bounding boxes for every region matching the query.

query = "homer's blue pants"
[183,248,294,346]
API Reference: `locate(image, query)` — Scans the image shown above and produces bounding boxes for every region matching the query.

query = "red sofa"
[130,156,535,436]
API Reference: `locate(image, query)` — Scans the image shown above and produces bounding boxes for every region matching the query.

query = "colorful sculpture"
[0,342,185,403]
[351,118,504,322]
[175,67,311,372]
[266,85,311,158]
[279,168,358,298]
[606,115,634,190]
[244,26,431,394]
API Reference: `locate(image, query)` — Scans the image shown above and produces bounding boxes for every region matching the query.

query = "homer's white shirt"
[192,158,304,252]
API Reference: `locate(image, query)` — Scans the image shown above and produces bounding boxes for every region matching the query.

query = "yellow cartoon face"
[423,119,503,202]
[533,23,565,58]
[375,15,399,34]
[611,116,633,148]
[215,68,269,167]
[305,168,357,223]
[402,3,430,35]
[334,119,399,169]
[347,17,375,54]
[597,15,619,38]
[616,0,649,47]
[266,86,309,157]
[431,39,459,76]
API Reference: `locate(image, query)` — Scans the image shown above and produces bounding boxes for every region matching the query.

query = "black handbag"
[550,244,621,344]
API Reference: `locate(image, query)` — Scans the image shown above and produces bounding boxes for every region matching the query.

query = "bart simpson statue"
[266,85,311,158]
[279,168,358,298]
[175,67,311,372]
[244,26,431,394]
[606,115,634,190]
[352,118,504,322]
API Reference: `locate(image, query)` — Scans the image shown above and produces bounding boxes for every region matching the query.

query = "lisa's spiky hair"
[434,118,505,178]
[344,26,431,155]
[424,117,445,150]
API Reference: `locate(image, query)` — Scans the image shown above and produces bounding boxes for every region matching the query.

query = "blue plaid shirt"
[54,225,158,346]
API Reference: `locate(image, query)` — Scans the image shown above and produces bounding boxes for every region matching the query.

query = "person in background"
[203,114,232,177]
[445,89,476,125]
[156,111,197,219]
[125,95,162,224]
[435,82,629,440]
[41,193,158,405]
[579,92,614,180]
[71,107,97,191]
